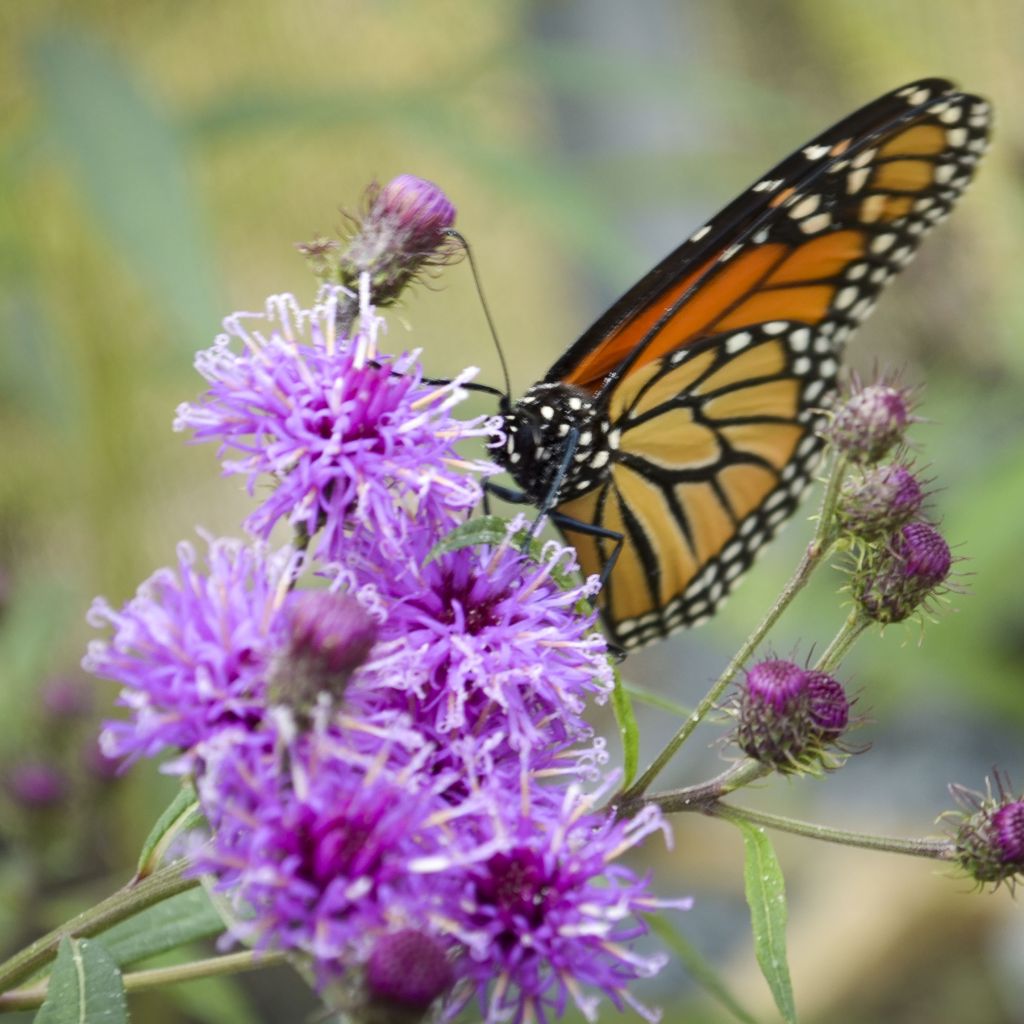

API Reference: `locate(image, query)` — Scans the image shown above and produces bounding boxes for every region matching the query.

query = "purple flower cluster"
[87,265,684,1022]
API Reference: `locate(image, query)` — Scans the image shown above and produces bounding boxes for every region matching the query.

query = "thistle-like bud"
[301,175,458,314]
[736,660,851,770]
[268,591,378,713]
[827,382,913,463]
[854,520,953,624]
[362,928,454,1024]
[7,760,68,809]
[837,462,925,540]
[949,778,1024,889]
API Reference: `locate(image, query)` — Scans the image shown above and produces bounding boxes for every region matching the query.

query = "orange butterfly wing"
[548,79,991,648]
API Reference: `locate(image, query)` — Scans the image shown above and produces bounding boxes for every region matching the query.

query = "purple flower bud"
[838,462,924,539]
[365,929,454,1016]
[855,520,953,624]
[737,660,812,766]
[737,661,853,769]
[41,675,94,720]
[992,801,1024,864]
[269,591,378,712]
[805,670,850,740]
[372,175,456,255]
[328,175,459,309]
[7,760,67,808]
[828,383,912,463]
[950,781,1024,887]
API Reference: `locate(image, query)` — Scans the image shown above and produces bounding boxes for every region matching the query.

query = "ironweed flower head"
[827,379,914,463]
[84,535,299,769]
[174,289,498,564]
[362,518,614,763]
[192,719,458,979]
[736,660,852,771]
[433,776,690,1024]
[7,760,67,809]
[854,519,953,624]
[837,461,925,540]
[948,777,1024,890]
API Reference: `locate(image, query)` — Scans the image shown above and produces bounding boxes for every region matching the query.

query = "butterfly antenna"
[446,228,513,405]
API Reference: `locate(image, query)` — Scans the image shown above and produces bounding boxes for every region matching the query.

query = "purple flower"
[805,670,850,740]
[192,719,458,979]
[84,535,300,768]
[174,290,498,563]
[855,519,953,624]
[361,519,613,761]
[40,675,94,721]
[433,777,690,1024]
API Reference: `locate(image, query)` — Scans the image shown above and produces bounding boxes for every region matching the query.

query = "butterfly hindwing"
[555,322,835,648]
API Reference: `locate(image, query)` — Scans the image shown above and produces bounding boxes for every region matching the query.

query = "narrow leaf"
[34,937,127,1024]
[736,821,797,1023]
[30,29,218,338]
[647,914,759,1024]
[623,681,692,718]
[610,666,639,788]
[98,888,225,967]
[136,783,202,879]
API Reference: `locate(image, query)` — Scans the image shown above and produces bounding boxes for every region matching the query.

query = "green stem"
[701,801,955,860]
[616,759,769,819]
[0,950,289,1012]
[620,455,848,803]
[0,860,199,994]
[816,610,871,672]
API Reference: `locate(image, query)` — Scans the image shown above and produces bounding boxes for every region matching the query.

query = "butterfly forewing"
[551,79,991,395]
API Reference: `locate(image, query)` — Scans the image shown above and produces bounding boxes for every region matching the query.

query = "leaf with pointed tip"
[34,937,127,1024]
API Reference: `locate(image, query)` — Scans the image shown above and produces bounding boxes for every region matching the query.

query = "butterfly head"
[495,382,614,505]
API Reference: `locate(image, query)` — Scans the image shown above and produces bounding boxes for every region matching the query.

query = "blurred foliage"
[1,1,1022,1022]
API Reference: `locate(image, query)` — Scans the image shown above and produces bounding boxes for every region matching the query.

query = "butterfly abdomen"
[497,383,616,504]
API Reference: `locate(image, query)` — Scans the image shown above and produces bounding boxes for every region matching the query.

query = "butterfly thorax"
[496,382,616,504]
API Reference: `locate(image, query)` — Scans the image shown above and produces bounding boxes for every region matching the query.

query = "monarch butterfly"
[491,78,991,650]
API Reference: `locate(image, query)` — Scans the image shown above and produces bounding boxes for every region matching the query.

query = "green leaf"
[34,937,127,1024]
[647,914,759,1024]
[98,889,225,968]
[736,821,797,1024]
[136,783,202,879]
[424,516,585,595]
[610,665,639,788]
[29,28,219,339]
[622,681,692,718]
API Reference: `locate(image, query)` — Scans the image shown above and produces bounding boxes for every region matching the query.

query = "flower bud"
[268,591,378,712]
[949,780,1024,888]
[805,670,851,740]
[827,383,912,463]
[855,520,952,624]
[837,462,924,539]
[363,929,454,1024]
[329,175,458,310]
[7,760,68,808]
[41,675,94,721]
[736,660,852,771]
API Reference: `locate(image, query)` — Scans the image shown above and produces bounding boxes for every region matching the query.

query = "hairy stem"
[0,861,198,993]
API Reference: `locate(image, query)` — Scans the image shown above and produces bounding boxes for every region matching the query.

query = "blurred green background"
[1,2,1022,1022]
